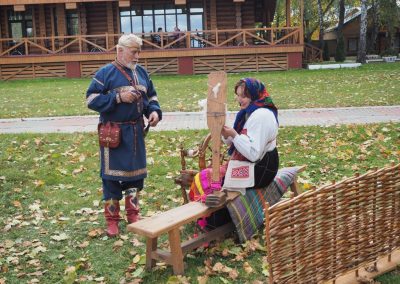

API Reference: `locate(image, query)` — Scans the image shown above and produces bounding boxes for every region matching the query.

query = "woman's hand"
[221,125,238,139]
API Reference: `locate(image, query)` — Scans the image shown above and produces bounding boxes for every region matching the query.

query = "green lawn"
[1,123,399,283]
[0,62,399,118]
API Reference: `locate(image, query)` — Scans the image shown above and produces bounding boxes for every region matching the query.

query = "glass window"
[8,10,33,38]
[120,16,131,34]
[155,15,164,32]
[11,22,23,39]
[190,15,203,31]
[165,4,175,14]
[120,10,130,16]
[143,5,152,15]
[143,15,153,33]
[154,5,164,15]
[66,11,79,35]
[348,38,358,52]
[119,3,203,34]
[132,16,142,33]
[177,14,187,31]
[166,14,175,32]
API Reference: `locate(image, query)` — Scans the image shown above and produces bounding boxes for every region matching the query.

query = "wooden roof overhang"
[0,0,279,22]
[0,0,194,7]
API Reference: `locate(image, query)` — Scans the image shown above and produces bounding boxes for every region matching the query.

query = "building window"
[8,9,33,38]
[66,11,79,35]
[120,3,203,34]
[347,38,358,52]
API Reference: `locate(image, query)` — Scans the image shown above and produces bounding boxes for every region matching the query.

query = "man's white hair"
[117,34,143,48]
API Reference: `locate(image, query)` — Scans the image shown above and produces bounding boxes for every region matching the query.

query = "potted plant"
[380,48,398,62]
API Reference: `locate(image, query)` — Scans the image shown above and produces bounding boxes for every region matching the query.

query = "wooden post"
[145,237,157,270]
[286,0,291,27]
[206,71,227,183]
[168,228,184,275]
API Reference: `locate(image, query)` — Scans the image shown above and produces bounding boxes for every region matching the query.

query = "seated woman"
[222,77,279,192]
[191,78,279,229]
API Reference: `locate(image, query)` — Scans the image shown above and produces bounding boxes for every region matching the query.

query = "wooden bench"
[127,169,304,275]
[127,193,239,275]
[128,134,305,275]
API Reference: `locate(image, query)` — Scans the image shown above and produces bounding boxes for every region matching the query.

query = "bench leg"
[168,228,184,275]
[146,237,157,270]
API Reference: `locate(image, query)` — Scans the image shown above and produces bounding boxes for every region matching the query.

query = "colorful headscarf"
[229,78,278,155]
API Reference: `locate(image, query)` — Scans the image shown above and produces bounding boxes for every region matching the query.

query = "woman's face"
[235,85,251,110]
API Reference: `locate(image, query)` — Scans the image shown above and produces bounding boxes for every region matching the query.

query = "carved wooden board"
[206,71,227,183]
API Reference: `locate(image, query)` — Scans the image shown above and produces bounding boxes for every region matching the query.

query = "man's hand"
[148,111,160,127]
[221,125,237,139]
[119,87,140,103]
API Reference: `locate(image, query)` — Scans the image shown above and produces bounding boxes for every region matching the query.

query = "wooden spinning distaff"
[206,71,227,185]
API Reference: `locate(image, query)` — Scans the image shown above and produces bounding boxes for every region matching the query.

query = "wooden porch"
[0,27,304,80]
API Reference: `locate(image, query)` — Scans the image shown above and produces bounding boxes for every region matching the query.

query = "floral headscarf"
[229,78,278,155]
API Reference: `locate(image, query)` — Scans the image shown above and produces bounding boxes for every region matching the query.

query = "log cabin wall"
[85,2,108,35]
[0,0,304,80]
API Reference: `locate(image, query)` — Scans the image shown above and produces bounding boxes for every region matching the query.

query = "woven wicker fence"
[264,163,400,283]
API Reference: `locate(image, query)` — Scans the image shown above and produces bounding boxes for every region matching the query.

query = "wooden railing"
[0,27,302,57]
[303,42,323,63]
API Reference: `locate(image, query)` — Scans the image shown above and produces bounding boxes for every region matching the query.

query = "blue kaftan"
[86,62,162,182]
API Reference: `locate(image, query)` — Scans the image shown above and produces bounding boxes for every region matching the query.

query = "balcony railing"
[0,27,302,57]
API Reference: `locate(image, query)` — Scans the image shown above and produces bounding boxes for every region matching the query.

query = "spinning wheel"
[175,71,228,204]
[175,133,229,204]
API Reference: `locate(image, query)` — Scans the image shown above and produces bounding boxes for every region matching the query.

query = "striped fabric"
[226,166,299,243]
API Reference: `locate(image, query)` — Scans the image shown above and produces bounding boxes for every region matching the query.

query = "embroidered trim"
[86,93,100,105]
[231,165,250,179]
[93,77,104,86]
[103,147,147,177]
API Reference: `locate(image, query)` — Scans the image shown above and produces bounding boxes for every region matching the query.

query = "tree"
[368,0,381,53]
[317,0,325,47]
[335,0,346,62]
[379,0,400,54]
[357,0,368,63]
[304,0,336,43]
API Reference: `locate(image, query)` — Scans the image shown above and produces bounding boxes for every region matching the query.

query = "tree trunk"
[335,0,346,62]
[317,0,324,48]
[369,0,380,53]
[357,0,368,63]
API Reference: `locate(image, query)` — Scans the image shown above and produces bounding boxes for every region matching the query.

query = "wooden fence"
[265,163,400,283]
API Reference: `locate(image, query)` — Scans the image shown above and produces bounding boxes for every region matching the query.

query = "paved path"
[0,106,399,134]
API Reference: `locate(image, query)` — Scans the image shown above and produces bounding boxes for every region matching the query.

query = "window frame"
[8,9,33,38]
[119,3,204,35]
[66,10,79,36]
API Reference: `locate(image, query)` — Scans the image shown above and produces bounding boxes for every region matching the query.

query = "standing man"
[86,34,162,237]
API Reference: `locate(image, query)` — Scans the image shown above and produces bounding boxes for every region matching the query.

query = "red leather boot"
[104,199,120,237]
[125,189,140,224]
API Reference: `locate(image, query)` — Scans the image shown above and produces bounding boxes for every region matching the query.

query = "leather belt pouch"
[98,122,121,148]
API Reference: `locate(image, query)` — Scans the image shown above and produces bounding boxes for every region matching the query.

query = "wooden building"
[0,0,305,80]
[323,8,400,57]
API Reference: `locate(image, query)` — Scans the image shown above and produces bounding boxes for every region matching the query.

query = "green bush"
[323,41,330,61]
[380,47,398,56]
[335,35,346,62]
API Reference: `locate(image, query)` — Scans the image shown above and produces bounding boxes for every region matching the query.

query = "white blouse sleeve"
[232,108,278,162]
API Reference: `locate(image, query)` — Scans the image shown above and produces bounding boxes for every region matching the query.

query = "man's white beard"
[126,62,137,70]
[120,57,137,70]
